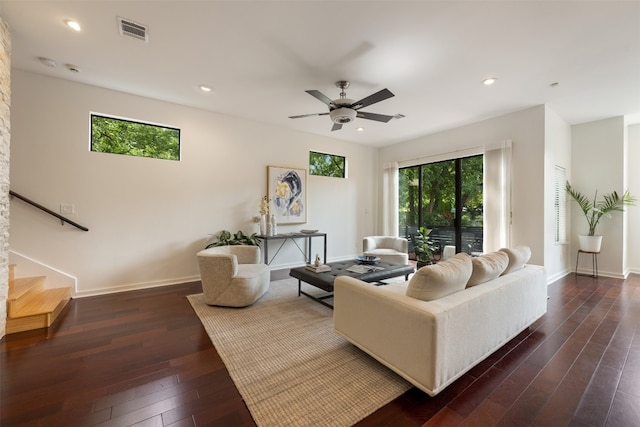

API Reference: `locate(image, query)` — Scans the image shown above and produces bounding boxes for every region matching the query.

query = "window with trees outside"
[399,155,483,260]
[309,151,346,178]
[90,114,180,161]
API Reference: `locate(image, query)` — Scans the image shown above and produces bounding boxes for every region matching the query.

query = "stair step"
[6,288,72,334]
[9,276,46,299]
[7,276,46,317]
[9,287,72,318]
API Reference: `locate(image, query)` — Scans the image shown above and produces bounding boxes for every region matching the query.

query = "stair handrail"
[9,190,89,232]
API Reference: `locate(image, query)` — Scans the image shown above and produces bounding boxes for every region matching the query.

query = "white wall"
[543,106,572,282]
[571,117,627,277]
[628,124,640,273]
[11,68,634,296]
[379,105,547,267]
[9,70,377,296]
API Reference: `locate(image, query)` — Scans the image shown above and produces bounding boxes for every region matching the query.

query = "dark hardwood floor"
[1,272,639,426]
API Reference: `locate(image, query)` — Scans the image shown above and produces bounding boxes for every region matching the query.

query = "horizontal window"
[309,151,346,178]
[90,114,180,161]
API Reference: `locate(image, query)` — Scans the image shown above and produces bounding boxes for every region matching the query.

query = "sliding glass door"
[399,155,483,260]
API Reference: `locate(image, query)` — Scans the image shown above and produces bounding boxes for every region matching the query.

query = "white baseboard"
[74,275,201,298]
[546,268,572,285]
[574,268,626,280]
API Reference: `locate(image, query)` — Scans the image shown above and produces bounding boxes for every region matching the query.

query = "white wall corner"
[571,117,627,276]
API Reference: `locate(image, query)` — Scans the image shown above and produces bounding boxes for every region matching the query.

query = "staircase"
[6,264,72,334]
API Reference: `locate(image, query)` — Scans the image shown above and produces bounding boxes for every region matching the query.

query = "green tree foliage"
[460,156,483,226]
[399,155,483,229]
[309,151,345,177]
[91,115,180,161]
[399,167,419,227]
[421,161,456,227]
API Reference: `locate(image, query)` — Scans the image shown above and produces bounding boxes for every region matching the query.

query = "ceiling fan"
[289,81,401,131]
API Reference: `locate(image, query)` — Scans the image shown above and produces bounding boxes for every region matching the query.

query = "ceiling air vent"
[117,17,148,42]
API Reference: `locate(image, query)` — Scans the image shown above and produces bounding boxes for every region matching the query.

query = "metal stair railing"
[9,190,89,231]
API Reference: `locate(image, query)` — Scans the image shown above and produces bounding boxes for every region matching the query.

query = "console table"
[255,232,327,265]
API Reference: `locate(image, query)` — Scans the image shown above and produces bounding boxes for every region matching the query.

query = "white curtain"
[483,140,512,252]
[382,162,399,236]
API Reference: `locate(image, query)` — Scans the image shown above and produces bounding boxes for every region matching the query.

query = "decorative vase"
[270,214,277,236]
[259,214,267,236]
[578,235,602,252]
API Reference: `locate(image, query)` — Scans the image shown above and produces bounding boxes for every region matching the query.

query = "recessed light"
[65,20,82,32]
[357,127,364,132]
[482,77,497,85]
[199,85,212,92]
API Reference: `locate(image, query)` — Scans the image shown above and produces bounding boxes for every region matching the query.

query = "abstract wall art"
[267,166,307,224]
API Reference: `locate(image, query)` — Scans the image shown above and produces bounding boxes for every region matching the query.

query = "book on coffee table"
[346,265,385,274]
[305,264,331,273]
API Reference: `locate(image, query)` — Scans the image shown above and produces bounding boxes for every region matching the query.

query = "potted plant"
[565,181,636,252]
[412,226,435,268]
[205,230,259,248]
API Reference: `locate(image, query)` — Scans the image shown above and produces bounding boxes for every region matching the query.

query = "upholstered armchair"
[363,236,409,265]
[197,245,270,307]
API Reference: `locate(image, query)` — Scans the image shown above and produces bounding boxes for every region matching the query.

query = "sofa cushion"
[499,245,531,275]
[467,251,509,287]
[406,253,472,301]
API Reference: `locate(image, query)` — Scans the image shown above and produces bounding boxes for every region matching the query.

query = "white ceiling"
[3,0,640,147]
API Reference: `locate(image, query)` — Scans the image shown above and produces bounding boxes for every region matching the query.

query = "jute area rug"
[187,278,411,427]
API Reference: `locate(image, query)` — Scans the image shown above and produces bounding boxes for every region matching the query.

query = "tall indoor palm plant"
[565,181,636,251]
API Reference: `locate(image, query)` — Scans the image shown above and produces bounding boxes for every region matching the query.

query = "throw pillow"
[467,251,509,287]
[499,245,531,275]
[406,253,472,301]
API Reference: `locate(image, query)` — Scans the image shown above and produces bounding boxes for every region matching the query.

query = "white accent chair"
[363,236,409,265]
[197,245,270,307]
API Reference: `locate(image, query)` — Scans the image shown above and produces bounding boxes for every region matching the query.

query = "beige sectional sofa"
[334,248,547,396]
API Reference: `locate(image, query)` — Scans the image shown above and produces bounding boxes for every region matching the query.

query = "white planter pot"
[578,235,602,252]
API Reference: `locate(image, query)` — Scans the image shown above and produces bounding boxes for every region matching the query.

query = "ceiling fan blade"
[356,111,395,123]
[331,123,343,131]
[306,90,335,107]
[351,88,394,110]
[289,112,330,119]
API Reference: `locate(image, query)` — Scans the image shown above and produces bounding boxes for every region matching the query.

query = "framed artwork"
[267,165,307,224]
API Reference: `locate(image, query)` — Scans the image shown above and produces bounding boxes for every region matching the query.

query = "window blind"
[554,165,567,244]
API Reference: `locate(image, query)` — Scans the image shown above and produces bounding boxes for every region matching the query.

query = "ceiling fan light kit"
[290,80,401,131]
[330,107,357,124]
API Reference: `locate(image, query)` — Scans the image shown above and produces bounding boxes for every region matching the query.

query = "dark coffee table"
[289,261,414,309]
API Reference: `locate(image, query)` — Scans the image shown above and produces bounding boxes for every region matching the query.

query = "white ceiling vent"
[117,17,148,42]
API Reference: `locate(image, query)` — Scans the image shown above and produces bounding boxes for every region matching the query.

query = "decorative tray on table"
[355,255,381,265]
